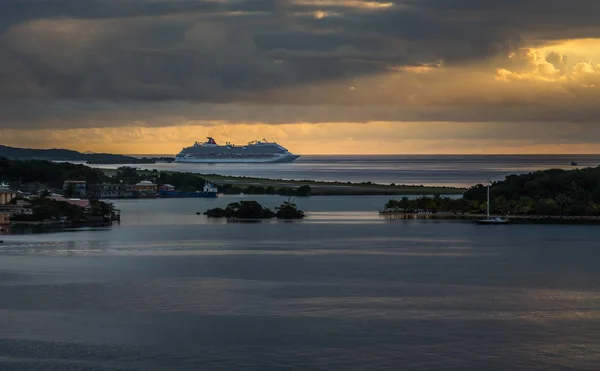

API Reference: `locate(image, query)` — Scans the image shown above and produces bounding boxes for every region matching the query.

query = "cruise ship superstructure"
[175,137,300,163]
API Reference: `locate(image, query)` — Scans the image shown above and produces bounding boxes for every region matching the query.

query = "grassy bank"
[158,171,465,196]
[101,168,465,196]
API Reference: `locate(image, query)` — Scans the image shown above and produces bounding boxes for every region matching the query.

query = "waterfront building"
[0,182,17,205]
[63,180,87,197]
[89,183,134,199]
[135,181,157,195]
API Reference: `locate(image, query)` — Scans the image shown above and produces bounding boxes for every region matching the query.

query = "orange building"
[135,181,157,194]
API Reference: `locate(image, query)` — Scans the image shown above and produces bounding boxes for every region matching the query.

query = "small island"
[204,200,305,220]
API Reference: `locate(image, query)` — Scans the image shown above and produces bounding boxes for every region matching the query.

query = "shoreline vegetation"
[5,156,600,226]
[382,166,600,223]
[202,174,464,196]
[123,169,465,196]
[203,200,305,220]
[0,156,464,196]
[9,196,120,227]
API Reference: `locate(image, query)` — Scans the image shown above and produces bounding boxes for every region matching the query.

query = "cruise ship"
[174,137,300,163]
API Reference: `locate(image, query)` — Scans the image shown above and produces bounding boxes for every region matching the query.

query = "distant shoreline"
[203,175,465,196]
[128,154,600,158]
[105,168,465,196]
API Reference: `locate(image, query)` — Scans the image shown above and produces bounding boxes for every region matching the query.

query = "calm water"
[1,197,600,370]
[97,155,600,187]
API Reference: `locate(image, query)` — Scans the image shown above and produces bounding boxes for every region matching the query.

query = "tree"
[296,185,311,196]
[556,193,573,217]
[588,202,600,216]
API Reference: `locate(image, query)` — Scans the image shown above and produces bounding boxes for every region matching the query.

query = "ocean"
[99,154,600,187]
[2,196,600,370]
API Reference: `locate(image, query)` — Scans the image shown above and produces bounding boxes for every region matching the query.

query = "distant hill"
[0,144,156,164]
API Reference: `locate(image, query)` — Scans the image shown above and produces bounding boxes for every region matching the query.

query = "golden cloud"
[293,0,394,9]
[495,39,600,88]
[4,122,600,155]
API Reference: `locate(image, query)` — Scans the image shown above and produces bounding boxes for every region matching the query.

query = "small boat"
[476,181,509,225]
[476,217,509,225]
[571,161,578,166]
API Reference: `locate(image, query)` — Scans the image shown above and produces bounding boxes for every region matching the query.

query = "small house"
[135,181,157,193]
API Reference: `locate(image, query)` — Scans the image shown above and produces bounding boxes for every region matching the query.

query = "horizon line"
[129,153,600,156]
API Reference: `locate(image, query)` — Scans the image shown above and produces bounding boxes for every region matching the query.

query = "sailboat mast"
[487,181,490,218]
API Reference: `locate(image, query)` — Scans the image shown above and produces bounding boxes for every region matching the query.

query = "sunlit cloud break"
[1,0,600,153]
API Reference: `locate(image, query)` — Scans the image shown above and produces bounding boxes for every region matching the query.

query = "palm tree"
[556,193,573,217]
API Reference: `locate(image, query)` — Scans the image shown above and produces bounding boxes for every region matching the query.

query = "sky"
[1,0,600,155]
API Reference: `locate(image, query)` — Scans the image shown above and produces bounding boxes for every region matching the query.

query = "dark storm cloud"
[1,0,600,128]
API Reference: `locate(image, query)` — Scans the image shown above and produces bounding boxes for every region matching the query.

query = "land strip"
[189,173,465,195]
[106,169,465,196]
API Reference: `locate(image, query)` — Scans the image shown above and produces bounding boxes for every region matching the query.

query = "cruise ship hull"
[175,154,300,164]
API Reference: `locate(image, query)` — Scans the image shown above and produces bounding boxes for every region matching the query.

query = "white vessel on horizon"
[174,137,300,164]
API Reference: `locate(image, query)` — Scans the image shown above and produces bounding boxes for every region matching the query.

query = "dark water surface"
[1,197,600,370]
[97,154,600,187]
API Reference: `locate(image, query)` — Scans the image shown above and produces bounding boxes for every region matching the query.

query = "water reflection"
[1,195,600,370]
[94,154,600,187]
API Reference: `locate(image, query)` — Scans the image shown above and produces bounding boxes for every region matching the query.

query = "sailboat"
[476,181,509,225]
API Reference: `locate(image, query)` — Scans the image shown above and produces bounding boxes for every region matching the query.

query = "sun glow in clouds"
[294,0,394,9]
[495,39,600,86]
[4,121,600,155]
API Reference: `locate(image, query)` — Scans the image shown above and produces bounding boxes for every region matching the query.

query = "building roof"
[50,196,90,208]
[136,180,156,186]
[67,199,91,208]
[0,182,15,193]
[64,180,87,184]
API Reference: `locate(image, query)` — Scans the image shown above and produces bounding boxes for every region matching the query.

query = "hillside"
[463,166,600,216]
[0,145,154,164]
[0,157,108,188]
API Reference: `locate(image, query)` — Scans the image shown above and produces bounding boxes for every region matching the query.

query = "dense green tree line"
[11,197,116,222]
[385,166,600,216]
[463,167,600,216]
[204,200,305,219]
[0,160,313,197]
[0,157,107,189]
